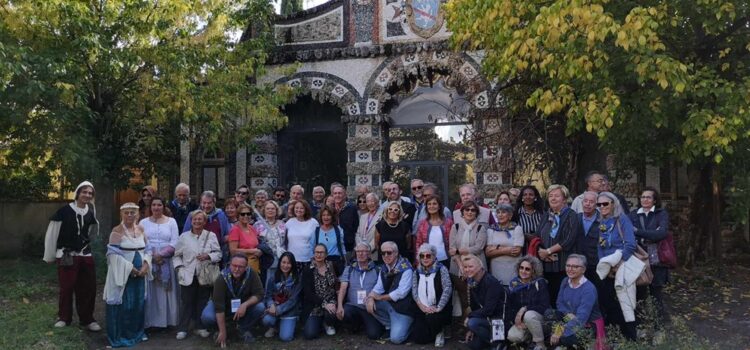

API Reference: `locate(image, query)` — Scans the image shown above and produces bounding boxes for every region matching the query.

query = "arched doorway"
[277,96,347,193]
[385,76,475,207]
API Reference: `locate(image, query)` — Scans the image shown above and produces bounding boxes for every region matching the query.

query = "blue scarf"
[548,207,569,239]
[508,276,543,294]
[416,261,442,276]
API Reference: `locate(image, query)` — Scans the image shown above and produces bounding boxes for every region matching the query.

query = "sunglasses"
[419,253,433,259]
[358,200,366,204]
[412,186,423,191]
[387,208,400,212]
[596,202,611,207]
[381,251,395,256]
[239,212,253,217]
[519,266,532,272]
[463,208,478,213]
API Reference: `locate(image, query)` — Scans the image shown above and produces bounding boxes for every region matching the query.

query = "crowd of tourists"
[43,170,674,349]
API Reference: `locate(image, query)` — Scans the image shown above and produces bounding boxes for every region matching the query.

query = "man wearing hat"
[43,181,101,331]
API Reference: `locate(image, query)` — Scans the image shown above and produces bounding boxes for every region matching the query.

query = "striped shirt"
[516,208,544,234]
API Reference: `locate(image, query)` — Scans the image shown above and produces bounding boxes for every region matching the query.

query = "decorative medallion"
[404,0,445,39]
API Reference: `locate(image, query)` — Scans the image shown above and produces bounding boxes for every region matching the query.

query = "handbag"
[489,292,507,342]
[657,231,678,268]
[615,219,653,286]
[196,231,220,286]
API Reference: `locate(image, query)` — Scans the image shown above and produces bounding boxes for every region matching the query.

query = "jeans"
[341,304,383,340]
[262,313,297,342]
[372,300,413,344]
[303,312,337,339]
[466,317,492,350]
[201,303,265,334]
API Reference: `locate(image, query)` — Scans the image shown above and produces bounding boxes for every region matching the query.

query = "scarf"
[509,276,543,294]
[549,207,569,239]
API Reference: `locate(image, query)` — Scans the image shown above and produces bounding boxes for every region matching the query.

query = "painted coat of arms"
[404,0,444,38]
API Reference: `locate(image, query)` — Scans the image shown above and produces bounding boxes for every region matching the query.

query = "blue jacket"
[508,277,550,318]
[597,215,636,262]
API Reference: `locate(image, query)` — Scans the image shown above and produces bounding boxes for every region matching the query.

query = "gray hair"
[422,182,439,194]
[381,241,398,254]
[200,191,216,202]
[582,191,598,200]
[568,254,587,269]
[365,192,380,203]
[514,255,544,279]
[312,186,325,193]
[417,243,437,257]
[459,183,476,195]
[175,183,190,193]
[255,190,269,198]
[597,191,623,217]
[496,203,514,213]
[355,242,372,252]
[290,184,305,194]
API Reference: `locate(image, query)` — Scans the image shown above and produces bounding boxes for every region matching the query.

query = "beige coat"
[173,230,221,286]
[448,220,488,276]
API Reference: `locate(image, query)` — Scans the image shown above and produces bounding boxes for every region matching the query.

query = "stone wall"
[0,201,69,258]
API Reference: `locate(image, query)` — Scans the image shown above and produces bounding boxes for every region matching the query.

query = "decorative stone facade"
[248,0,510,196]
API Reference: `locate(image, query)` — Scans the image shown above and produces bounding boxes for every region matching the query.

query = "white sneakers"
[434,331,445,347]
[175,331,187,340]
[86,322,102,332]
[54,321,67,328]
[264,327,277,338]
[195,329,210,338]
[324,324,336,336]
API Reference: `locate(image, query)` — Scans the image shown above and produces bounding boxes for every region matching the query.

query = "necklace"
[123,224,136,239]
[386,219,399,228]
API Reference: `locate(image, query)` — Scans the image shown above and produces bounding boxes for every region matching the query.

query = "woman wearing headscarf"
[535,185,580,307]
[104,203,152,347]
[141,197,180,329]
[43,181,101,331]
[486,204,524,286]
[411,244,452,347]
[506,256,549,350]
[356,193,381,261]
[595,192,637,341]
[448,200,487,318]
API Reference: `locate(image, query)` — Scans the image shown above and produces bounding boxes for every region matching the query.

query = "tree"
[446,0,750,265]
[280,0,303,15]
[0,0,295,229]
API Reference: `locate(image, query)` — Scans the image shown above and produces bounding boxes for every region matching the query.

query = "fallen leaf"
[22,298,29,304]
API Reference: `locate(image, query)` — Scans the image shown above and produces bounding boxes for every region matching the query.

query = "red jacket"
[415,217,453,260]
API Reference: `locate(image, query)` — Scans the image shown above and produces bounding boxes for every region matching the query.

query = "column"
[342,114,388,196]
[248,134,279,193]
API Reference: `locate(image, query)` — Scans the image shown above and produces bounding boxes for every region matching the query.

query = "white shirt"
[428,225,448,261]
[285,218,319,262]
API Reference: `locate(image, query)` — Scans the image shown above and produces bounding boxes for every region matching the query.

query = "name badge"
[356,290,367,305]
[231,298,241,313]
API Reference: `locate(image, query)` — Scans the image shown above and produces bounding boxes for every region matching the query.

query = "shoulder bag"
[197,231,221,286]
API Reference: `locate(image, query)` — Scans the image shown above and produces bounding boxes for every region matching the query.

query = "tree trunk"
[684,161,719,268]
[93,179,116,243]
[711,164,722,258]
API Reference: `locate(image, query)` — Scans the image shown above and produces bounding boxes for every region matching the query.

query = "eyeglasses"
[596,202,611,207]
[463,208,478,213]
[419,254,433,259]
[314,250,326,255]
[381,251,395,256]
[565,264,583,269]
[236,191,249,195]
[387,208,400,212]
[640,195,653,199]
[412,186,423,191]
[239,212,253,217]
[519,266,532,271]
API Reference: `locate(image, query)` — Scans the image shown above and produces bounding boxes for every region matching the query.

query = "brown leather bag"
[615,219,654,286]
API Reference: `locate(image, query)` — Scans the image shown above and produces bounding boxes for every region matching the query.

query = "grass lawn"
[0,258,87,350]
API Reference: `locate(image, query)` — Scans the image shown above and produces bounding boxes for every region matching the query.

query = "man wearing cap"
[43,181,101,331]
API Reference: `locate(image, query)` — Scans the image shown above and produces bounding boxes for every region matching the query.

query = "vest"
[381,266,417,315]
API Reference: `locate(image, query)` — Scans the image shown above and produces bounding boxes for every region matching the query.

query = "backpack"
[314,226,346,263]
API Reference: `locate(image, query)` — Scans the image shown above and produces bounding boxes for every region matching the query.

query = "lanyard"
[366,213,376,233]
[359,270,367,289]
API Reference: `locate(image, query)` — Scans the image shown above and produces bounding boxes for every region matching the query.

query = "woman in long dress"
[104,202,152,347]
[141,197,180,329]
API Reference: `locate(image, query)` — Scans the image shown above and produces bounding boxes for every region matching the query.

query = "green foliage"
[0,259,87,349]
[281,0,304,16]
[0,0,295,197]
[446,0,750,221]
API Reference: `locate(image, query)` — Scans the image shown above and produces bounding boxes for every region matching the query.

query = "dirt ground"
[84,255,750,350]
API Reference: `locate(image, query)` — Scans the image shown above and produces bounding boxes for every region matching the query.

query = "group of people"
[43,170,672,349]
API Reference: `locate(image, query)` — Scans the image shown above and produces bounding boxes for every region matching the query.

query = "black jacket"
[338,202,360,251]
[577,212,601,269]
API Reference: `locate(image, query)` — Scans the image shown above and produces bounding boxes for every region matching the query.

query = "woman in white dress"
[485,204,524,286]
[141,197,180,329]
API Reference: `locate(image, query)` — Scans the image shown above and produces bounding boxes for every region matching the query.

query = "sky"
[273,0,330,13]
